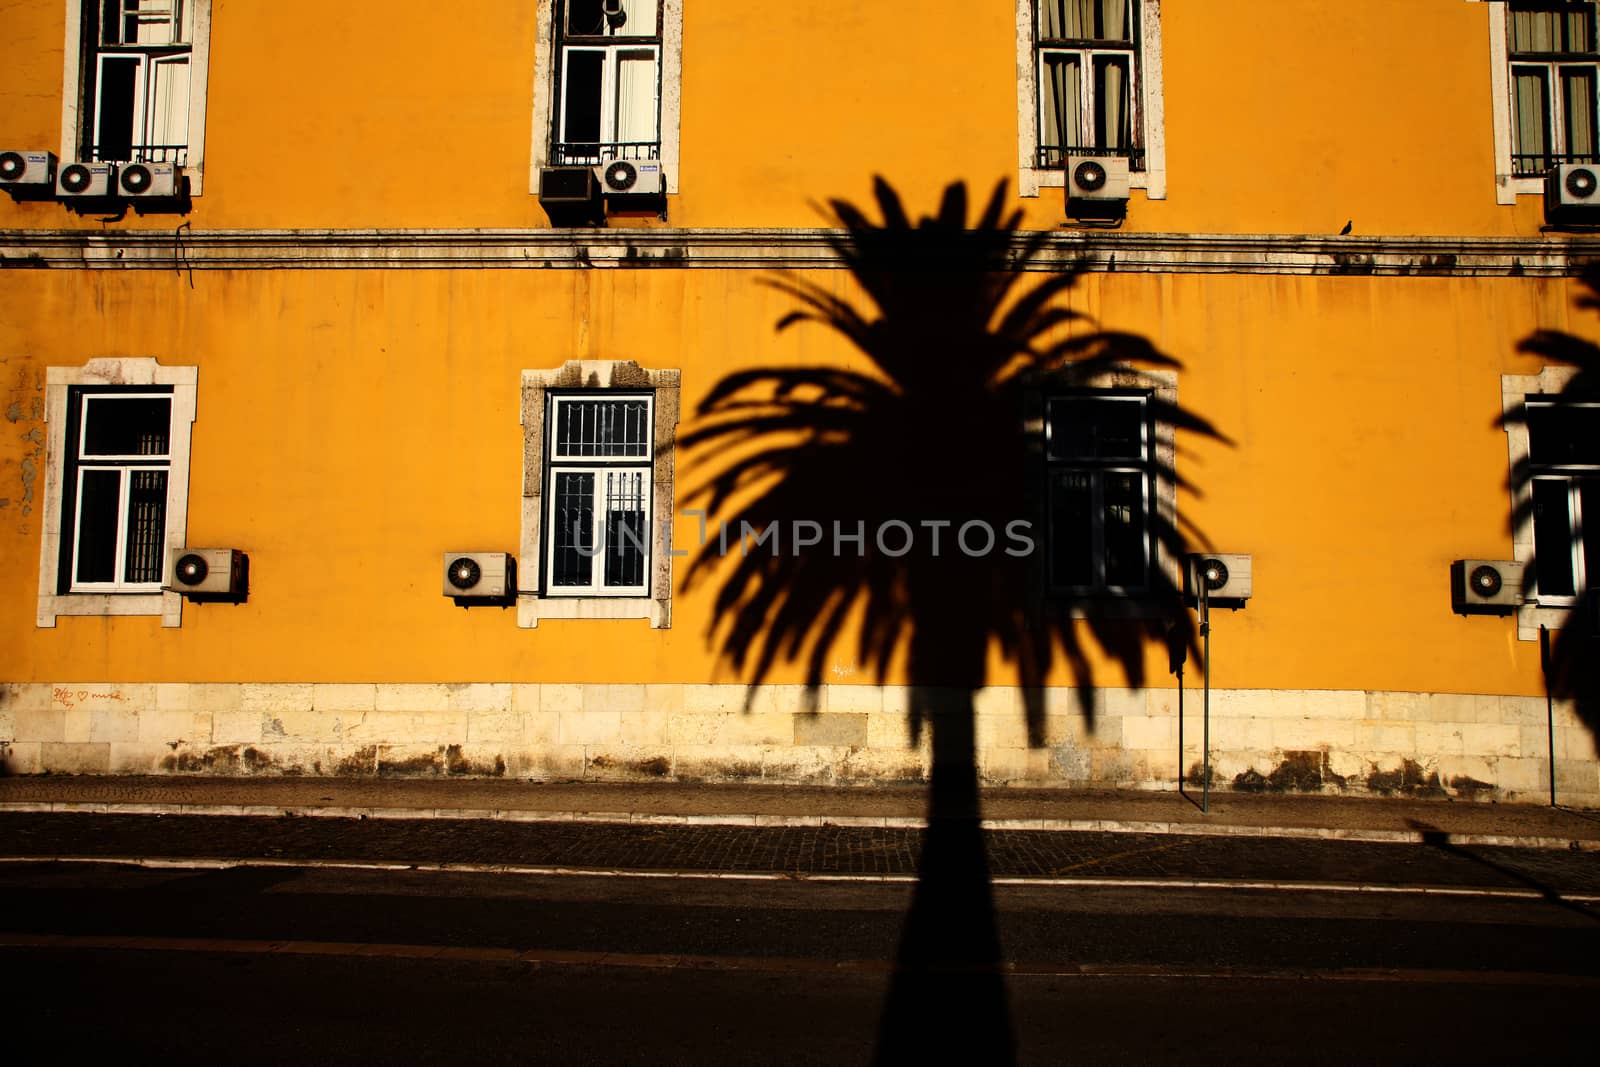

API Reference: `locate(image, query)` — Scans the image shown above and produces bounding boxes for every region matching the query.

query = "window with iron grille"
[544,393,654,596]
[74,1,198,166]
[1508,1,1600,177]
[58,388,174,593]
[1045,392,1156,595]
[1034,0,1144,170]
[551,0,663,167]
[1526,396,1598,602]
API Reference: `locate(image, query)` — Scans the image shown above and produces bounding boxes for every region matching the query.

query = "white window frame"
[1017,0,1166,199]
[532,0,681,194]
[555,44,663,158]
[1502,366,1587,639]
[60,0,213,195]
[543,393,655,597]
[1520,394,1597,606]
[520,360,679,629]
[67,391,174,593]
[37,358,198,628]
[1485,0,1600,204]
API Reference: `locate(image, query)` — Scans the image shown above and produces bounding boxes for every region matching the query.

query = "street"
[1,813,1596,1063]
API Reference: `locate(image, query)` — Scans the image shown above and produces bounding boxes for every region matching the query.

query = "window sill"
[37,591,181,628]
[1023,164,1165,200]
[518,594,669,629]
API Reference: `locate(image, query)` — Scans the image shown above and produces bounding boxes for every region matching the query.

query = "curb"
[2,800,1596,853]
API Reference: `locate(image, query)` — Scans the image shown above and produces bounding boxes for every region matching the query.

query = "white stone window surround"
[520,359,679,628]
[58,0,214,197]
[529,0,683,195]
[37,358,198,629]
[1480,0,1600,206]
[1502,365,1583,639]
[1016,0,1167,200]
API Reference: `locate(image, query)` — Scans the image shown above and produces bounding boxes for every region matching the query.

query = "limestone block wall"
[0,682,1595,807]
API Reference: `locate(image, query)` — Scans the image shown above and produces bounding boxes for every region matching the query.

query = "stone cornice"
[3,227,1600,276]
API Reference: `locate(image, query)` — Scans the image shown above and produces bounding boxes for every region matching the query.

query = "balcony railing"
[1038,144,1145,171]
[91,144,188,165]
[1514,151,1600,177]
[552,141,661,167]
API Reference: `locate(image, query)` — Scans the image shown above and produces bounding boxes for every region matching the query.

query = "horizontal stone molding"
[2,681,1594,806]
[4,228,1600,277]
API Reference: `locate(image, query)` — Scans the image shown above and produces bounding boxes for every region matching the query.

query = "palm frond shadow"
[1500,266,1600,739]
[681,177,1227,1061]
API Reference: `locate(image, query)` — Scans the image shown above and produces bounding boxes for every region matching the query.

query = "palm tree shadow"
[680,178,1226,1061]
[1501,266,1600,745]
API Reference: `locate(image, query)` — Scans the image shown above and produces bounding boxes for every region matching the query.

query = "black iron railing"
[91,144,188,165]
[1038,144,1145,171]
[552,141,661,167]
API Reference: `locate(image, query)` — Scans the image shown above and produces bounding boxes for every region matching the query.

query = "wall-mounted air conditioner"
[1186,553,1253,605]
[444,552,516,604]
[1066,154,1130,223]
[57,161,114,198]
[0,150,57,191]
[538,166,601,225]
[1450,559,1522,615]
[166,548,249,601]
[596,159,663,197]
[1545,163,1600,226]
[118,161,180,198]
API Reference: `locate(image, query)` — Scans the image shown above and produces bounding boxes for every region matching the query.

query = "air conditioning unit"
[166,548,248,600]
[1450,559,1523,615]
[1066,154,1130,222]
[1545,163,1600,225]
[444,552,516,603]
[596,158,663,197]
[0,150,57,189]
[118,161,180,198]
[57,161,114,198]
[1186,553,1253,605]
[538,166,601,225]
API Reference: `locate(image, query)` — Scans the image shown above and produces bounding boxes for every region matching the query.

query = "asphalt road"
[1,814,1596,1063]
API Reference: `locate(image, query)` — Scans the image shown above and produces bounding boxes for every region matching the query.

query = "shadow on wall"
[1502,267,1600,744]
[680,177,1226,1062]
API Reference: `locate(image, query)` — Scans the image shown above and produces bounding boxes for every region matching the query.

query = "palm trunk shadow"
[874,688,1014,1064]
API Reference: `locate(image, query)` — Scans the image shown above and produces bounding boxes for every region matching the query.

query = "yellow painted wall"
[0,0,1556,234]
[0,264,1579,698]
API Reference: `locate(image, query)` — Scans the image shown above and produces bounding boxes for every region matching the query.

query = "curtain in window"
[1513,68,1550,171]
[613,51,658,148]
[1041,54,1081,154]
[148,56,190,157]
[1565,67,1598,158]
[1039,0,1131,42]
[1511,7,1594,53]
[1095,56,1129,149]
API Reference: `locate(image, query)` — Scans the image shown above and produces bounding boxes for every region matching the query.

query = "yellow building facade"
[1,1,1596,803]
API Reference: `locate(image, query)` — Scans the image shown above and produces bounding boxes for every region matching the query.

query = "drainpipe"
[1201,583,1212,815]
[1541,624,1556,807]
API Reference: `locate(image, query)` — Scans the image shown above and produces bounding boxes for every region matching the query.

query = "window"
[37,359,198,628]
[1525,396,1598,601]
[1016,0,1165,198]
[1508,2,1600,176]
[1044,392,1156,595]
[545,393,654,595]
[552,0,661,166]
[519,360,679,628]
[61,0,213,192]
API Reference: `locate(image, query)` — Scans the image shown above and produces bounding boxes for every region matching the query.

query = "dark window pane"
[555,398,649,457]
[1582,479,1599,590]
[97,56,139,161]
[1048,397,1145,460]
[1528,402,1600,465]
[552,471,595,587]
[102,1,122,45]
[124,469,167,583]
[75,469,122,584]
[603,470,647,588]
[1092,55,1131,150]
[566,0,606,36]
[82,396,171,457]
[1533,478,1577,597]
[1049,470,1096,588]
[562,50,604,146]
[1101,471,1146,586]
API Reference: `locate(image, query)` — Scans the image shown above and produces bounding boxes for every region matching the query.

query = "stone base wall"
[2,683,1595,806]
